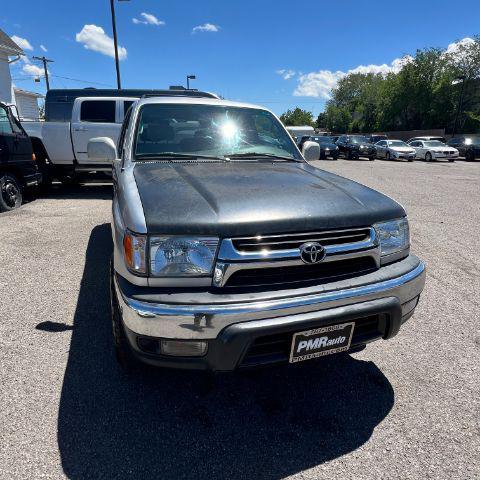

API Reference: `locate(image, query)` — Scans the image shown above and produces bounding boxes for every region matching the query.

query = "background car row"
[297,132,480,163]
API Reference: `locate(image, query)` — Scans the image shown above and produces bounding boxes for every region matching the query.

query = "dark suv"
[336,135,376,160]
[0,103,42,212]
[447,136,480,161]
[298,135,339,159]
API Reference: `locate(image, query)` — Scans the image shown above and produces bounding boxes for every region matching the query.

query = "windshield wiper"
[135,152,226,161]
[224,152,297,161]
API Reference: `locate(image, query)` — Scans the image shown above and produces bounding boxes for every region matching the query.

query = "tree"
[316,112,327,129]
[322,37,480,133]
[280,108,315,126]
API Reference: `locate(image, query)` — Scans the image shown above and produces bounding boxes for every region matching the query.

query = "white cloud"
[276,69,296,80]
[292,37,475,98]
[293,55,414,98]
[11,35,33,51]
[22,64,45,77]
[75,24,127,60]
[445,37,475,55]
[294,70,345,99]
[132,12,165,26]
[40,44,48,52]
[192,23,220,34]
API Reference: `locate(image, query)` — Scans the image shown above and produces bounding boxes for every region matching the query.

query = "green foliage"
[322,37,480,133]
[280,108,315,127]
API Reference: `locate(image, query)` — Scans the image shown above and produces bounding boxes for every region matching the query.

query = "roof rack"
[140,90,219,99]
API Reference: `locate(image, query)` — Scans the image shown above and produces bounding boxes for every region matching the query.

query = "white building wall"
[0,52,14,104]
[14,92,40,120]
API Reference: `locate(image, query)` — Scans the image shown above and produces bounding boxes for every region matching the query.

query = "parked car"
[88,95,425,371]
[375,140,416,161]
[298,135,339,159]
[365,134,388,144]
[447,136,480,161]
[408,139,458,162]
[0,102,41,212]
[406,136,446,144]
[22,88,219,186]
[336,135,376,160]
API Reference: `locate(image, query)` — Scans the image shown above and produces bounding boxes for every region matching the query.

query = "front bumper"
[114,255,426,371]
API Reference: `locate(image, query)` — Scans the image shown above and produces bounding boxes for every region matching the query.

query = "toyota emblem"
[299,242,326,264]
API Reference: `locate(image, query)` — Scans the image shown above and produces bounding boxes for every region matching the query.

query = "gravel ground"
[0,159,479,480]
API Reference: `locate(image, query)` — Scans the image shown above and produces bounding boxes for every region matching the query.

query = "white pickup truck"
[24,96,137,184]
[23,88,218,184]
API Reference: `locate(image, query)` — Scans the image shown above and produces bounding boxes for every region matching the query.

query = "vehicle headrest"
[140,122,174,142]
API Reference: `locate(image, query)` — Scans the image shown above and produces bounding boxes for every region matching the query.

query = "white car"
[375,140,416,161]
[407,140,459,162]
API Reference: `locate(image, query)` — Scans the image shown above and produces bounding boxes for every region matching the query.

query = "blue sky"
[2,0,480,116]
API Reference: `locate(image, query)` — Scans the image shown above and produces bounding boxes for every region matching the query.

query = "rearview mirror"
[302,141,321,161]
[87,137,117,161]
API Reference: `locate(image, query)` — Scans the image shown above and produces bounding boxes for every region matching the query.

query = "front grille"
[231,228,371,253]
[240,315,385,368]
[225,256,377,288]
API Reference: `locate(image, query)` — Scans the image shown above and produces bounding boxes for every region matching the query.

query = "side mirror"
[302,141,321,161]
[87,137,117,161]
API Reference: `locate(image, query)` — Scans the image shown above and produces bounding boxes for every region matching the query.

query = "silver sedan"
[375,140,416,161]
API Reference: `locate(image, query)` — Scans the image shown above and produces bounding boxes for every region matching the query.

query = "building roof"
[14,88,44,98]
[0,29,24,56]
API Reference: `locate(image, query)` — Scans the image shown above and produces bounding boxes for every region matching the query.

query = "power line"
[13,74,114,88]
[50,74,115,87]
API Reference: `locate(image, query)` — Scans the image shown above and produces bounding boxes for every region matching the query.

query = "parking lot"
[0,158,479,479]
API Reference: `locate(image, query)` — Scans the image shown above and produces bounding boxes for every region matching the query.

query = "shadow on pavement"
[39,182,112,201]
[57,223,394,480]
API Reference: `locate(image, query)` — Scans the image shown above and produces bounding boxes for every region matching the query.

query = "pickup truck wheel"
[110,260,139,372]
[0,174,23,212]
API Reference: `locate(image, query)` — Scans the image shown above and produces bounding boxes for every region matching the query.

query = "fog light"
[160,340,208,357]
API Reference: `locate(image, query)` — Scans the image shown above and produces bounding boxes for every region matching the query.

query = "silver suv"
[88,93,426,371]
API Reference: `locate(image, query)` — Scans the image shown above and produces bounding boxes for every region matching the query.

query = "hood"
[133,161,405,236]
[391,146,415,152]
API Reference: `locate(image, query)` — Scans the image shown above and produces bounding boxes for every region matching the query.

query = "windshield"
[424,140,445,147]
[134,104,301,160]
[465,137,480,145]
[313,136,334,143]
[388,140,408,147]
[350,136,368,144]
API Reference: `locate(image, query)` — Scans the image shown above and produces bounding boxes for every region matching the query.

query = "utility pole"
[32,56,54,90]
[110,0,121,89]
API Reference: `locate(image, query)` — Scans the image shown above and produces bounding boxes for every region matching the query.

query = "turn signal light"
[123,231,147,274]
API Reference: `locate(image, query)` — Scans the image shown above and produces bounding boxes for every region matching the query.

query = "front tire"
[466,150,475,161]
[0,173,23,212]
[386,152,391,161]
[425,152,432,162]
[110,259,138,371]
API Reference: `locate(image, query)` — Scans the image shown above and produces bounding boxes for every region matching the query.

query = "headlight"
[374,218,409,256]
[123,231,147,274]
[150,236,219,276]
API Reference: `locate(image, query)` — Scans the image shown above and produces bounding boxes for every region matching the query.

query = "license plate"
[289,322,355,363]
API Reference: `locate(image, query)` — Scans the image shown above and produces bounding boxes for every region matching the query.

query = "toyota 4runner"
[88,94,426,371]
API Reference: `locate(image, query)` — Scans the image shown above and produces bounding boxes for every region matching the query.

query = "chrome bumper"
[114,256,426,341]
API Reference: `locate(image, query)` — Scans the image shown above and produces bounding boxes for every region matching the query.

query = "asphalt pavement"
[0,159,478,479]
